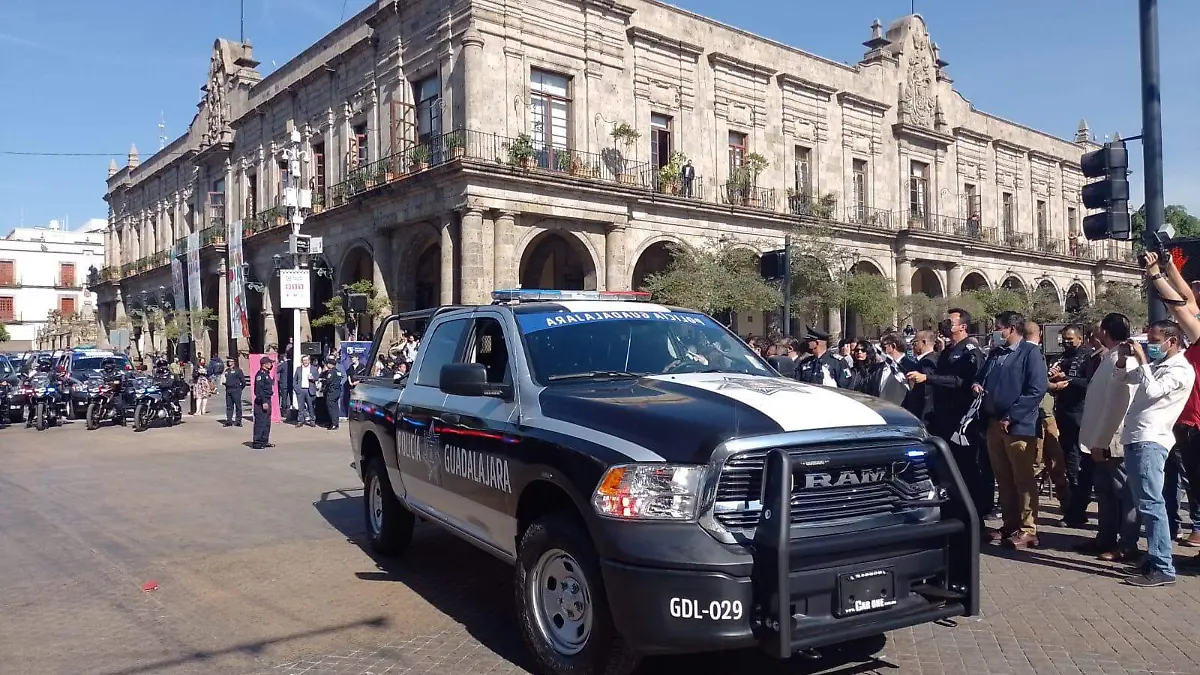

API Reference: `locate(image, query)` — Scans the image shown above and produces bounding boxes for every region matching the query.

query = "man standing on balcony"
[681,160,695,198]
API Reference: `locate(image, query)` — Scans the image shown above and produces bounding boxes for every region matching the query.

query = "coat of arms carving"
[903,31,936,128]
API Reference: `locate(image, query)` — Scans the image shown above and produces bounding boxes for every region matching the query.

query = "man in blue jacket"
[974,311,1049,550]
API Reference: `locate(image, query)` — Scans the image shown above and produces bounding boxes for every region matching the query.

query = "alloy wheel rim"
[369,474,383,536]
[529,548,594,656]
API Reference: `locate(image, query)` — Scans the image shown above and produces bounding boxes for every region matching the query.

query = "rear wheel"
[515,513,640,675]
[35,401,47,431]
[363,456,414,556]
[133,403,150,432]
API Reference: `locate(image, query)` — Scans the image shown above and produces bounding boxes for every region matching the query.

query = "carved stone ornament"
[903,28,937,128]
[204,50,230,146]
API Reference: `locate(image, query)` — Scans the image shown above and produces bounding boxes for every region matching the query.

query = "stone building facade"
[93,0,1139,357]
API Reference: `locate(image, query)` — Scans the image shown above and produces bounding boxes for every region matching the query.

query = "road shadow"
[314,491,894,675]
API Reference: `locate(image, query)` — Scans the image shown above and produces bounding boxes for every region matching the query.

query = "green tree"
[0,322,9,343]
[785,223,847,326]
[948,285,1065,327]
[843,272,895,333]
[1073,282,1147,329]
[897,293,945,331]
[642,240,780,316]
[1131,204,1200,249]
[311,280,392,339]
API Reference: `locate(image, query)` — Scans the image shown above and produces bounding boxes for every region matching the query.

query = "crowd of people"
[748,250,1200,589]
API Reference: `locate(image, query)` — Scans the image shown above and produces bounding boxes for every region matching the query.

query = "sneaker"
[1124,570,1176,587]
[1121,559,1152,575]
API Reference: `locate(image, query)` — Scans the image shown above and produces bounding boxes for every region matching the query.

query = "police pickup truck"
[348,289,978,675]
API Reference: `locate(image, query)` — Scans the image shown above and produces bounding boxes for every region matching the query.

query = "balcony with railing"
[245,205,286,237]
[785,191,837,220]
[199,224,226,248]
[641,167,705,200]
[99,266,118,282]
[720,183,776,211]
[845,204,894,230]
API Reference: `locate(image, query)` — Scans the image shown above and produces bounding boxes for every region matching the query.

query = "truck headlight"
[591,464,705,521]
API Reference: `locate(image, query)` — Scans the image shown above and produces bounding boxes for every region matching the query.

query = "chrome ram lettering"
[803,468,888,489]
[443,446,512,494]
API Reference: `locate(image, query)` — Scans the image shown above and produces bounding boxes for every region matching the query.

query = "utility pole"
[279,123,313,410]
[1140,0,1167,324]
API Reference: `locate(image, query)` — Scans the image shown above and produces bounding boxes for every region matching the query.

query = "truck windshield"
[516,308,772,383]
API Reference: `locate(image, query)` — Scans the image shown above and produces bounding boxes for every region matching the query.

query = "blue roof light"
[490,289,652,303]
[906,448,927,458]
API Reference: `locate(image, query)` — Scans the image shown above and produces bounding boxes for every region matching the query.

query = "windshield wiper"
[547,370,642,382]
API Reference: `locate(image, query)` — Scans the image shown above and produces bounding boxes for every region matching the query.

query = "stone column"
[462,24,485,132]
[895,257,913,297]
[604,224,628,291]
[261,284,278,351]
[371,232,393,300]
[459,208,487,304]
[493,210,517,289]
[827,306,843,341]
[217,268,230,358]
[947,263,963,297]
[440,214,455,306]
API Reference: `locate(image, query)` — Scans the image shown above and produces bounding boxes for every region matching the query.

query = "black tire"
[515,513,640,675]
[133,402,149,432]
[362,456,414,556]
[9,406,23,423]
[35,401,47,431]
[72,400,86,420]
[86,401,101,431]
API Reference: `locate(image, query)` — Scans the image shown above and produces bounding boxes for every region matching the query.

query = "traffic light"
[759,249,786,281]
[1080,140,1130,241]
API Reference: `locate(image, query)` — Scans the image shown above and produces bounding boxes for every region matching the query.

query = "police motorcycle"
[23,361,63,431]
[0,378,11,428]
[128,361,185,431]
[84,360,127,430]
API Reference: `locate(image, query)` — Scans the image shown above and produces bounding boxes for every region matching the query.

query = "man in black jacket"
[900,330,939,424]
[319,360,343,431]
[1050,325,1094,525]
[222,357,246,427]
[795,326,851,387]
[909,309,988,524]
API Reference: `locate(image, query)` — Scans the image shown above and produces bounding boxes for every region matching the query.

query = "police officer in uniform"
[1049,324,1094,525]
[794,326,851,388]
[251,357,275,449]
[320,360,343,431]
[222,357,246,427]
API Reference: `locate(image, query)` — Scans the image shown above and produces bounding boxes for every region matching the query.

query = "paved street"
[2,416,1200,675]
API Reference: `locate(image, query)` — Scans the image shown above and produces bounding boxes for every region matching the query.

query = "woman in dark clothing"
[849,342,888,397]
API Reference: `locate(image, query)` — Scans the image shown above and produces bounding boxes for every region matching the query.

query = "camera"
[1141,222,1177,254]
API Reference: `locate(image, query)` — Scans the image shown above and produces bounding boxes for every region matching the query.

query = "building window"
[414,76,442,146]
[650,114,672,169]
[852,159,868,211]
[0,260,13,287]
[529,69,570,150]
[59,296,76,316]
[909,161,929,218]
[0,296,12,321]
[1068,206,1078,235]
[246,172,258,218]
[728,131,747,173]
[1036,200,1048,239]
[352,122,369,167]
[1002,192,1015,233]
[311,142,326,198]
[794,146,812,197]
[964,183,980,218]
[59,263,75,288]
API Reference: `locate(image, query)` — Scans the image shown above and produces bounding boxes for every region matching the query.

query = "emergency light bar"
[490,289,652,303]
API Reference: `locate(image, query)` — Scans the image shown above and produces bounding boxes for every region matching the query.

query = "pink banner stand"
[248,353,282,423]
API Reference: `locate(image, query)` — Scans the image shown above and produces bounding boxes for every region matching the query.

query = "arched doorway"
[911,267,944,298]
[334,246,376,341]
[960,272,989,293]
[845,260,886,339]
[1036,279,1061,305]
[631,241,676,292]
[414,243,441,310]
[1065,283,1089,314]
[519,231,597,291]
[1001,275,1026,292]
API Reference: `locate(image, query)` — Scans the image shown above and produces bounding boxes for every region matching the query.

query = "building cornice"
[707,52,777,78]
[836,91,890,114]
[893,122,955,148]
[993,138,1031,155]
[776,72,838,100]
[952,126,992,144]
[626,26,704,59]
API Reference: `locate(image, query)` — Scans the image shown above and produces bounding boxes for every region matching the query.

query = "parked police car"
[348,290,979,675]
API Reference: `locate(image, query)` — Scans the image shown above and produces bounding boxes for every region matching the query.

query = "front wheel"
[133,402,150,432]
[35,401,47,431]
[515,513,640,675]
[363,457,414,556]
[86,401,102,430]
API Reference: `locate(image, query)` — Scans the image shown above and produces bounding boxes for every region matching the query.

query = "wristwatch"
[1150,272,1167,280]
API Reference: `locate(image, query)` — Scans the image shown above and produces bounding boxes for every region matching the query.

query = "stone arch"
[851,258,887,277]
[519,229,598,291]
[517,222,602,289]
[413,241,441,310]
[336,241,375,288]
[1036,278,1062,307]
[911,266,944,298]
[960,271,990,292]
[845,259,886,339]
[630,235,687,292]
[1001,274,1027,292]
[1065,282,1089,314]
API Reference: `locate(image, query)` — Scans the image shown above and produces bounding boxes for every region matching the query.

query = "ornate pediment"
[201,39,260,148]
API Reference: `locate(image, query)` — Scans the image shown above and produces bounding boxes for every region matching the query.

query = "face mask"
[1063,344,1077,355]
[991,330,1005,347]
[938,319,954,338]
[1145,343,1164,361]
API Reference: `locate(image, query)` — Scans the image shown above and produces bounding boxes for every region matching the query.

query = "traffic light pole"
[1140,0,1167,324]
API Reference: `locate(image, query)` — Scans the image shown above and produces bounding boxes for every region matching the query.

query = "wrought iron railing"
[199,225,225,247]
[246,205,286,237]
[99,266,118,282]
[787,193,837,220]
[845,205,894,229]
[1002,231,1034,250]
[120,262,135,278]
[641,167,704,200]
[721,183,776,210]
[1037,239,1064,255]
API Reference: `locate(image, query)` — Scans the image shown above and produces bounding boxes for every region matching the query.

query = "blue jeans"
[1126,441,1175,577]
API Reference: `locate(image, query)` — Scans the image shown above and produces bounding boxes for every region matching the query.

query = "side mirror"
[439,363,511,398]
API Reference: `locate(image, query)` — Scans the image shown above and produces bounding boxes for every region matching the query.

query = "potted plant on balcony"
[656,151,688,195]
[814,192,837,220]
[411,145,431,172]
[348,170,367,195]
[733,153,769,208]
[446,131,466,160]
[505,134,537,170]
[610,122,641,185]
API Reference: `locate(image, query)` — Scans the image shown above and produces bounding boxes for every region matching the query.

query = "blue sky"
[1,0,1196,236]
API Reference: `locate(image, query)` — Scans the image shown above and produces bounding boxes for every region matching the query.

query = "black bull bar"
[749,436,980,657]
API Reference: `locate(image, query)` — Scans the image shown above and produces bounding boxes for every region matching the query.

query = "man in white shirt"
[293,354,320,426]
[1075,313,1138,561]
[1118,319,1195,587]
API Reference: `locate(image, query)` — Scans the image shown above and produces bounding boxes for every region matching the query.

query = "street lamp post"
[280,123,313,409]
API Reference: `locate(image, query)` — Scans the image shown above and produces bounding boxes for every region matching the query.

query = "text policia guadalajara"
[398,429,513,494]
[535,311,709,329]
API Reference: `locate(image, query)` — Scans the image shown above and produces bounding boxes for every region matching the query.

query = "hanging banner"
[170,246,188,343]
[227,219,250,339]
[186,231,202,347]
[279,269,311,309]
[338,340,373,418]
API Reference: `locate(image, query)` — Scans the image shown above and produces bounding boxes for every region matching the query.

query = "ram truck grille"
[712,446,933,529]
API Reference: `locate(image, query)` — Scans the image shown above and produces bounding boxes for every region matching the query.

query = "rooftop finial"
[108,158,118,177]
[1075,119,1091,143]
[127,144,139,169]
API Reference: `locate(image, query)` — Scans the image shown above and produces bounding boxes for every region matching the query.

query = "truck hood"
[533,372,917,465]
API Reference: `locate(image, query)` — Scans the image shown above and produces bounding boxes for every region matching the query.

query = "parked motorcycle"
[0,379,11,428]
[128,376,181,432]
[25,373,62,431]
[84,376,124,430]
